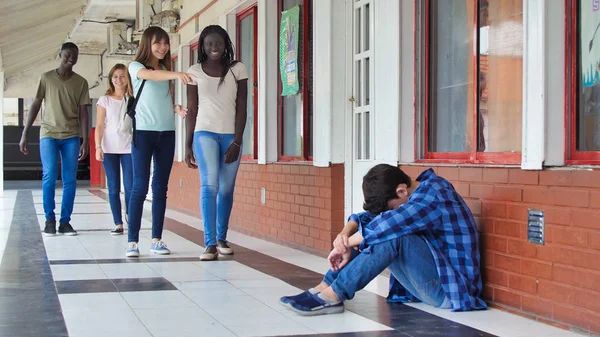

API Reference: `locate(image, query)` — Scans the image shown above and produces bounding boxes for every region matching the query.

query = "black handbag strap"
[130,65,154,148]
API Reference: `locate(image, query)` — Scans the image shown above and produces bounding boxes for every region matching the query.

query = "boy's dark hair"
[362,164,411,215]
[60,42,79,52]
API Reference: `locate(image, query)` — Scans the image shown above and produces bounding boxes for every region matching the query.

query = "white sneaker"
[126,242,140,257]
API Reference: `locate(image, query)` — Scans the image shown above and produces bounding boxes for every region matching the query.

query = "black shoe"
[58,223,78,236]
[110,227,124,236]
[43,219,56,237]
[200,245,218,261]
[217,240,234,255]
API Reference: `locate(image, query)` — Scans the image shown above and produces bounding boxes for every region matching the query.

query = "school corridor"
[0,183,583,337]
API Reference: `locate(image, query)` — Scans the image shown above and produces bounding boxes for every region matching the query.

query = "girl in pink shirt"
[94,64,133,235]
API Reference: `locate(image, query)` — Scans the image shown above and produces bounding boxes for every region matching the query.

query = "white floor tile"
[63,308,152,337]
[238,288,304,314]
[31,189,94,197]
[225,319,315,337]
[99,263,161,279]
[46,248,94,261]
[0,211,14,228]
[283,309,393,334]
[34,203,112,215]
[85,242,132,260]
[404,302,583,337]
[121,290,197,309]
[59,292,130,311]
[195,260,273,280]
[173,280,239,291]
[33,195,106,204]
[134,306,236,337]
[51,264,107,281]
[181,289,253,310]
[228,278,297,290]
[146,262,222,282]
[0,198,16,210]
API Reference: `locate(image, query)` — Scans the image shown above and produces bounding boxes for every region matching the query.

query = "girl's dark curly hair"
[362,164,412,215]
[197,25,239,87]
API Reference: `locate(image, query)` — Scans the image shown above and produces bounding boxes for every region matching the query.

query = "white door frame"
[344,0,375,217]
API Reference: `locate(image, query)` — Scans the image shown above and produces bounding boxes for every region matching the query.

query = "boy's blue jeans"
[323,234,450,308]
[40,136,80,224]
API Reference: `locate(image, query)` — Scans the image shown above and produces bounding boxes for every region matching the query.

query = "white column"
[373,0,401,164]
[312,0,333,167]
[399,0,416,163]
[544,1,566,166]
[0,70,4,197]
[173,45,190,163]
[521,0,546,170]
[257,0,278,164]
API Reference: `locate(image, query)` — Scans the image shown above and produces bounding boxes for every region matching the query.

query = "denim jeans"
[127,131,175,243]
[40,137,80,223]
[192,131,241,247]
[103,153,133,225]
[323,235,449,308]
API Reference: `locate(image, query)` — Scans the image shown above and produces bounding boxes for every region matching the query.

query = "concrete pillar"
[0,70,4,197]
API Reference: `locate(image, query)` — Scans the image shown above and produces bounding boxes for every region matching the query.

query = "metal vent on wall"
[527,209,544,245]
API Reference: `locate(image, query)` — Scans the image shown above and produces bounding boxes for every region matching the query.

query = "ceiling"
[0,0,135,80]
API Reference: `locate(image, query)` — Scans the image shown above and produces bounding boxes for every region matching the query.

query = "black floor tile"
[275,331,410,337]
[50,257,202,265]
[55,277,178,294]
[113,277,178,292]
[55,279,117,294]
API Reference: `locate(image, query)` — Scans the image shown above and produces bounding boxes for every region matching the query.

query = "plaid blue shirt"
[349,168,487,312]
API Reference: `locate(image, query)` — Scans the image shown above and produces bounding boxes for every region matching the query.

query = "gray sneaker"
[58,223,78,236]
[43,219,56,237]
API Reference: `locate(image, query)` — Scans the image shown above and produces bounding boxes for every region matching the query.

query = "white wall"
[3,55,132,99]
[2,98,19,126]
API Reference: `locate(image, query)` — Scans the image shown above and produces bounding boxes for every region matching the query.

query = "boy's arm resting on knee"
[333,219,359,252]
[340,220,358,236]
[347,231,364,248]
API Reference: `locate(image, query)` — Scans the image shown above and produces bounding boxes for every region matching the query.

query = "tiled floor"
[0,185,588,337]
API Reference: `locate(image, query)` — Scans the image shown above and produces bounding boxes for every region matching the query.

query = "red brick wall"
[400,165,600,334]
[167,162,345,256]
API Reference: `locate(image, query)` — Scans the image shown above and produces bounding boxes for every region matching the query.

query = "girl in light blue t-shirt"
[125,26,194,258]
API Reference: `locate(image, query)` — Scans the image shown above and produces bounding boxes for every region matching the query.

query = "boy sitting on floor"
[280,164,487,316]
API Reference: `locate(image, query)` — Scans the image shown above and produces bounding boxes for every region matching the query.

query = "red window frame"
[565,0,600,164]
[277,0,313,162]
[236,5,259,161]
[417,0,521,165]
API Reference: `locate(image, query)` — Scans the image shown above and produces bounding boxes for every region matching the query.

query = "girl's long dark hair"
[134,26,172,71]
[198,25,239,87]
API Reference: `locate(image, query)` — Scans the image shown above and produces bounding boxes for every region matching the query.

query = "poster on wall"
[279,5,300,96]
[581,0,600,87]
